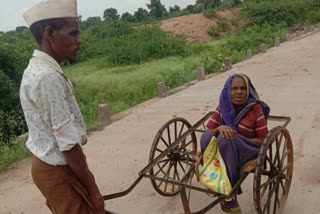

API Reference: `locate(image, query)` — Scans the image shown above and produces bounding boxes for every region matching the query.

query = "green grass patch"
[0,140,31,171]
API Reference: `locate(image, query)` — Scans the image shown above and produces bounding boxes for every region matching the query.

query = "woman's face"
[231,77,247,106]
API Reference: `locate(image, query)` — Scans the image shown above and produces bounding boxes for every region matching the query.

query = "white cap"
[23,0,78,27]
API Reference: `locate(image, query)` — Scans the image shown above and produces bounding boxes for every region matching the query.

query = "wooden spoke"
[167,126,172,145]
[154,160,170,177]
[263,182,278,214]
[177,160,186,173]
[260,175,279,189]
[160,137,170,148]
[279,179,286,194]
[178,123,185,138]
[174,121,177,141]
[156,148,163,153]
[273,180,280,213]
[265,156,278,173]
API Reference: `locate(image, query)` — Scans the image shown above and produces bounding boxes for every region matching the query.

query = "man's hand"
[216,125,237,139]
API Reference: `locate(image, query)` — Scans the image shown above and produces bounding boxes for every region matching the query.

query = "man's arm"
[63,144,105,214]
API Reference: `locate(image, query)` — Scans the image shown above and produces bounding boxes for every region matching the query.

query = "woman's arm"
[208,125,237,140]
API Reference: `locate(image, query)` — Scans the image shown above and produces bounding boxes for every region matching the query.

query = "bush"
[306,10,320,23]
[203,8,218,18]
[241,0,320,26]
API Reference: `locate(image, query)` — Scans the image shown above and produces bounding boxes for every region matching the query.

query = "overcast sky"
[0,0,196,32]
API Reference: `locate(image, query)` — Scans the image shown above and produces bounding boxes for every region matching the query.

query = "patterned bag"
[200,136,232,195]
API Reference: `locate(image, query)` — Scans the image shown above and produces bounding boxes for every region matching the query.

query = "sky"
[0,0,196,32]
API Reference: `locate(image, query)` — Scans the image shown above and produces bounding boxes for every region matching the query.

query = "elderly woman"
[200,74,270,214]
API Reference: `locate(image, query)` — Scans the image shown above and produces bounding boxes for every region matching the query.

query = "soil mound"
[159,9,245,43]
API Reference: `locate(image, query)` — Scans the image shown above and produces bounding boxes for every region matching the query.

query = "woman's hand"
[216,125,237,140]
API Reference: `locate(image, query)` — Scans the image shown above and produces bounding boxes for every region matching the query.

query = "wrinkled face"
[231,77,247,106]
[51,18,81,62]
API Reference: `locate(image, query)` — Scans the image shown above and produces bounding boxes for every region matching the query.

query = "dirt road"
[1,31,320,214]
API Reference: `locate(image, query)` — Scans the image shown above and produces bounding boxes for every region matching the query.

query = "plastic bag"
[200,136,232,195]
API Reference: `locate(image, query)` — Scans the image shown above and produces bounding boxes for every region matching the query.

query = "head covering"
[219,74,270,129]
[23,0,78,27]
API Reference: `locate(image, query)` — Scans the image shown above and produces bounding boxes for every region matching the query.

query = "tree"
[103,8,120,20]
[186,4,195,13]
[134,8,149,22]
[15,26,28,33]
[194,3,205,13]
[121,12,137,23]
[169,5,180,14]
[196,0,222,9]
[146,0,167,18]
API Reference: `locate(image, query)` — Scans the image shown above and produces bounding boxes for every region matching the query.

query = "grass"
[0,140,31,171]
[65,56,199,130]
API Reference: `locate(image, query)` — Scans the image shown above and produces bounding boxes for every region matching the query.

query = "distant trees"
[121,12,137,23]
[15,26,28,33]
[169,5,181,14]
[134,8,149,22]
[103,8,120,20]
[147,0,167,18]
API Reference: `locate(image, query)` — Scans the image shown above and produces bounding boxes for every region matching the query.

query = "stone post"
[260,44,267,53]
[275,38,280,47]
[225,57,232,71]
[98,104,111,124]
[304,27,308,34]
[197,67,205,81]
[286,33,291,41]
[296,31,300,37]
[247,49,252,59]
[157,82,167,98]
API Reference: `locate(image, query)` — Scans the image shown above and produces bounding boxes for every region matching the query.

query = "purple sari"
[200,74,270,195]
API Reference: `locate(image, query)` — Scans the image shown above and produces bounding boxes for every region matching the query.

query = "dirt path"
[1,32,320,214]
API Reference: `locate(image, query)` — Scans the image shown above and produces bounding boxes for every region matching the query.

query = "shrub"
[203,8,218,18]
[306,10,320,23]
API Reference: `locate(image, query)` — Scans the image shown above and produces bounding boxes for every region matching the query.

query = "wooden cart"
[104,112,293,214]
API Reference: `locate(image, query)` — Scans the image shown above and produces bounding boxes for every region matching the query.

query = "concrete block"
[157,82,167,98]
[260,44,267,53]
[275,38,280,47]
[247,49,252,59]
[98,104,111,124]
[225,57,232,71]
[197,67,205,81]
[286,33,291,41]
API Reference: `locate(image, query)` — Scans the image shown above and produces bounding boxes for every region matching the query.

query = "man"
[20,0,105,213]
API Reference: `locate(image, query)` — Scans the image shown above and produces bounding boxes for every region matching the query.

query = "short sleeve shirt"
[20,50,87,166]
[206,104,268,139]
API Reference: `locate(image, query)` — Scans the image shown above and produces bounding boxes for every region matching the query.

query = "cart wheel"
[254,126,293,214]
[149,117,197,197]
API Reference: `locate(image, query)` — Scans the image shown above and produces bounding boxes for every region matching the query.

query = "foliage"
[306,10,320,23]
[241,0,320,26]
[77,23,188,66]
[134,8,149,22]
[121,12,137,23]
[0,140,30,171]
[203,8,218,17]
[103,8,120,20]
[147,0,167,18]
[196,0,222,9]
[208,21,231,38]
[169,5,181,15]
